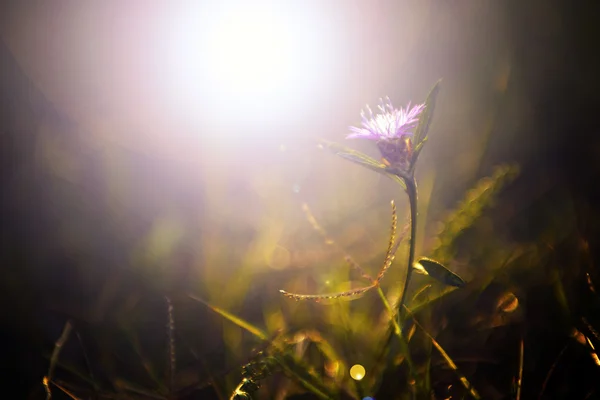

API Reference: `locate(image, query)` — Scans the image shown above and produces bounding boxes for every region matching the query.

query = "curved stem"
[397,175,418,330]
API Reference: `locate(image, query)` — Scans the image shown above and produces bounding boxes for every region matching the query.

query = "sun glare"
[165,2,337,132]
[206,7,293,96]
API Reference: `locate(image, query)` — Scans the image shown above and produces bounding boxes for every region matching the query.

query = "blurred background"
[1,0,600,398]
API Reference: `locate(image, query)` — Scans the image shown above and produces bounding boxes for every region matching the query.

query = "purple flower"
[347,97,425,170]
[347,97,425,140]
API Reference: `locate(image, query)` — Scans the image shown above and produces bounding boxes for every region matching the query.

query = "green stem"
[377,171,418,398]
[397,175,418,330]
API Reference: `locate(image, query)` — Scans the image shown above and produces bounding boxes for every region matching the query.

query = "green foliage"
[430,164,519,263]
[189,294,269,341]
[230,354,278,400]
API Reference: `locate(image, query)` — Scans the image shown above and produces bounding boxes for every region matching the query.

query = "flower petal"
[348,99,425,141]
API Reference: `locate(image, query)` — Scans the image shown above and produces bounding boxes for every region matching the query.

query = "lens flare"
[350,364,366,381]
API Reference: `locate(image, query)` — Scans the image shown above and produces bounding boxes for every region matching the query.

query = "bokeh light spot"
[350,364,366,381]
[325,360,340,377]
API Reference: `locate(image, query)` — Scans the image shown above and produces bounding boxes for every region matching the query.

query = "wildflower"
[347,97,425,171]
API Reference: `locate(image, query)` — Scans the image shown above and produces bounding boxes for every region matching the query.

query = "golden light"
[165,1,339,133]
[350,364,366,381]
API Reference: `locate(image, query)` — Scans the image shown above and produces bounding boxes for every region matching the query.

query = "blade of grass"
[41,358,98,387]
[114,378,168,399]
[377,287,416,375]
[122,324,168,393]
[188,294,268,341]
[47,380,81,400]
[403,305,481,399]
[177,330,283,399]
[410,80,442,171]
[276,352,336,400]
[74,330,99,391]
[419,290,433,395]
[368,286,417,398]
[333,305,366,398]
[291,330,346,377]
[412,80,441,148]
[538,344,566,400]
[173,331,225,399]
[188,295,335,398]
[202,358,227,400]
[44,320,73,400]
[516,337,524,400]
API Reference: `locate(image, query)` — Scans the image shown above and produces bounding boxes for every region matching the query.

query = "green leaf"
[188,294,269,341]
[411,80,441,169]
[410,137,428,167]
[317,138,407,190]
[417,257,465,288]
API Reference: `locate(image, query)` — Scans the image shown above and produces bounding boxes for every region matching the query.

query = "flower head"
[347,97,425,141]
[347,97,425,171]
